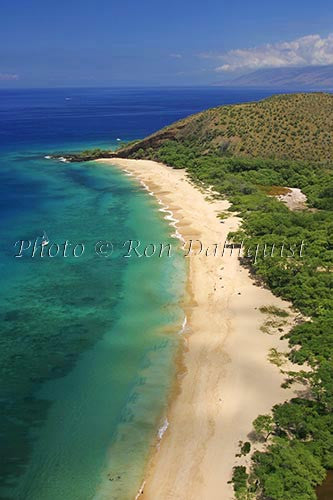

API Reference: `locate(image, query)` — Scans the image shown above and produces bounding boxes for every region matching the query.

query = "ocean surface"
[0,86,283,500]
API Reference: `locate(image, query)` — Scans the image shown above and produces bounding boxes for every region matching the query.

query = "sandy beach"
[98,158,300,500]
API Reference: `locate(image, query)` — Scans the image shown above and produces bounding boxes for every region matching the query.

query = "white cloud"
[0,73,19,81]
[212,34,333,72]
[170,53,183,59]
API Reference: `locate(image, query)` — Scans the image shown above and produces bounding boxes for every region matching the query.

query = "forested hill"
[118,92,333,165]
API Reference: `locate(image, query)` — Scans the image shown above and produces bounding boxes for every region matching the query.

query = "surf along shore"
[97,158,301,500]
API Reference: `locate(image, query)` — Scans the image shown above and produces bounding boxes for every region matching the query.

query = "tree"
[252,438,326,500]
[236,441,252,457]
[230,466,255,500]
[253,414,275,441]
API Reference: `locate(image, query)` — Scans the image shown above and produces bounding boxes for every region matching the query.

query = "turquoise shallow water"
[0,151,185,500]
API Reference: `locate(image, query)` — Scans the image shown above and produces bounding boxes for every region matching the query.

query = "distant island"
[223,64,333,89]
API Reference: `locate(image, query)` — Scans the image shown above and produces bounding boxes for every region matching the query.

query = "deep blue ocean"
[0,86,282,500]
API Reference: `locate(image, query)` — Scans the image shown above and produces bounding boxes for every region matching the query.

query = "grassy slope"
[119,92,333,165]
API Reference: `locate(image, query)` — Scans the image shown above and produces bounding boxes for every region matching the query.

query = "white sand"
[97,158,300,500]
[277,187,307,210]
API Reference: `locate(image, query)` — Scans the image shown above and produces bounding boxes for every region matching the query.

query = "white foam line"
[135,480,146,499]
[157,417,169,442]
[179,315,187,335]
[128,172,188,500]
[138,179,185,241]
[137,180,188,335]
[123,168,134,177]
[133,414,171,497]
[133,417,170,498]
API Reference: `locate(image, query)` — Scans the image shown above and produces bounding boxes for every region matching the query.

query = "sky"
[1,0,333,87]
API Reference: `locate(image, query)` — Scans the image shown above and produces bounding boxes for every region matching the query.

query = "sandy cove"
[97,158,300,500]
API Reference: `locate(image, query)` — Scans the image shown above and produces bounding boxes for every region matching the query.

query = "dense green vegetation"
[151,143,332,500]
[118,94,333,500]
[53,148,116,162]
[69,148,110,159]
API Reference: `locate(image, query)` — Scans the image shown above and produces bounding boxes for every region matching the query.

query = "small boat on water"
[41,231,49,247]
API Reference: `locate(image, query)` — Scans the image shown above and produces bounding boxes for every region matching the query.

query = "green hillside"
[119,92,333,165]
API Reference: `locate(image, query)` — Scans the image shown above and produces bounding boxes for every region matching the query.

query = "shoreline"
[97,158,300,500]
